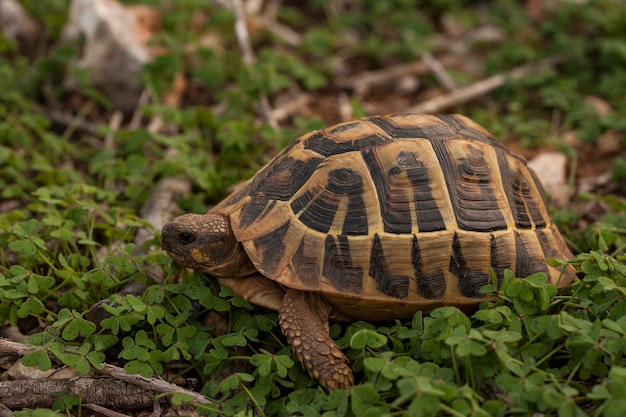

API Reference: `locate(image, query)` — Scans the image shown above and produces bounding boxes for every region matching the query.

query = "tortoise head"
[161,213,254,277]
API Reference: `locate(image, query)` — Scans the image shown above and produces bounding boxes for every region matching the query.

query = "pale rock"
[528,152,570,205]
[0,0,41,58]
[6,360,56,380]
[62,0,161,111]
[596,130,621,155]
[584,95,613,117]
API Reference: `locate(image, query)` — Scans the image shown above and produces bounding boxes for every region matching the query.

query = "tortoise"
[161,113,576,390]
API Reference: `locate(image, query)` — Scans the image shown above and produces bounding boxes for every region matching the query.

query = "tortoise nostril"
[178,231,196,245]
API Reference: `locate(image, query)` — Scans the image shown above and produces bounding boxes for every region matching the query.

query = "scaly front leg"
[278,289,354,390]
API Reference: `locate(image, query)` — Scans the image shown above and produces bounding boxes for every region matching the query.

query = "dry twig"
[214,0,301,46]
[0,402,12,417]
[421,51,458,91]
[0,378,153,410]
[340,55,458,98]
[270,92,311,122]
[34,105,102,137]
[129,88,153,129]
[83,403,132,417]
[407,56,562,114]
[0,338,213,409]
[231,0,278,129]
[104,110,124,151]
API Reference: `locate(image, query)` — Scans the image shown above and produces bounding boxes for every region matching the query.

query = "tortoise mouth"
[161,240,188,267]
[161,223,196,266]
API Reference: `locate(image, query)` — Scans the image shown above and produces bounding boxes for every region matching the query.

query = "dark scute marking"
[237,155,323,229]
[399,151,447,232]
[432,141,507,232]
[364,149,447,234]
[536,229,569,259]
[323,235,363,294]
[290,188,314,217]
[455,146,507,231]
[222,138,306,208]
[292,168,368,234]
[490,234,511,285]
[368,117,426,139]
[326,168,362,194]
[536,229,558,259]
[304,132,388,157]
[343,193,368,235]
[505,166,532,229]
[449,232,490,298]
[369,234,409,299]
[514,231,548,278]
[239,198,276,229]
[411,235,445,299]
[326,168,368,235]
[291,238,319,288]
[252,222,291,276]
[435,114,503,147]
[362,149,411,234]
[418,270,445,300]
[527,169,548,228]
[513,169,544,227]
[499,159,547,230]
[329,122,360,134]
[435,114,465,130]
[293,188,339,233]
[259,156,324,201]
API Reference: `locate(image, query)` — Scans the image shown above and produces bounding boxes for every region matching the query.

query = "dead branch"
[0,401,13,417]
[232,0,254,66]
[0,338,214,407]
[82,403,132,417]
[231,0,278,129]
[0,378,154,410]
[104,110,124,151]
[339,55,458,98]
[270,92,311,122]
[98,363,212,405]
[422,51,458,91]
[129,88,152,129]
[407,56,562,114]
[34,105,103,137]
[214,0,301,47]
[257,15,302,46]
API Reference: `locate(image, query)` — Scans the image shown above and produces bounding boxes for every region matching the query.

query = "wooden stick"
[421,51,458,91]
[341,61,428,97]
[82,403,132,417]
[407,56,562,114]
[231,0,278,129]
[0,338,214,406]
[270,92,311,122]
[0,378,152,410]
[215,0,302,46]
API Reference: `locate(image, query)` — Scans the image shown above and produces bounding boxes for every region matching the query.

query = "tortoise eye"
[178,231,196,245]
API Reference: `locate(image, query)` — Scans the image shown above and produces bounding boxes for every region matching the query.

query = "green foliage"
[1,0,626,415]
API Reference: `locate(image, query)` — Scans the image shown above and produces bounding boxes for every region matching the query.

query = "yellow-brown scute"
[209,114,576,319]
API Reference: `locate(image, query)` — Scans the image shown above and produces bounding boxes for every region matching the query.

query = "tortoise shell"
[211,114,576,320]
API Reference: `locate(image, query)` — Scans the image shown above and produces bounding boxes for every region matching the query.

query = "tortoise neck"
[210,240,256,278]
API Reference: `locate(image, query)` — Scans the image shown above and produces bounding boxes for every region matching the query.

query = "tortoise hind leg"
[278,289,354,390]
